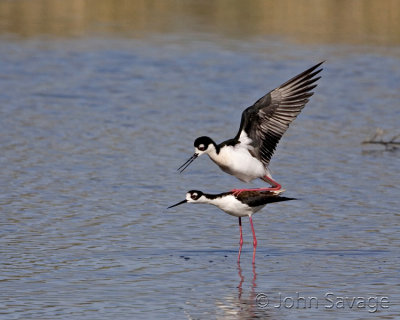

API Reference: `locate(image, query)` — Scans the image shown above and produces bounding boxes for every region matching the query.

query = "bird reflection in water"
[215,261,271,318]
[237,261,257,301]
[234,261,271,318]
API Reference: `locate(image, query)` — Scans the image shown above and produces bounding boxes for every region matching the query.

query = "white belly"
[209,146,267,182]
[210,195,265,217]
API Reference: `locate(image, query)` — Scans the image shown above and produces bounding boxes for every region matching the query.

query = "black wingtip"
[303,61,325,74]
[305,61,325,78]
[278,61,324,90]
[313,60,326,70]
[307,61,325,74]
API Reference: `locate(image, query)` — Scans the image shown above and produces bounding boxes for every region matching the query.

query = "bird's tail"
[268,196,297,204]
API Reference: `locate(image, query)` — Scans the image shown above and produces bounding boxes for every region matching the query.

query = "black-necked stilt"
[178,62,324,195]
[168,189,295,264]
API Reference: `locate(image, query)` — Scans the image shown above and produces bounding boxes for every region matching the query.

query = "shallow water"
[0,2,400,320]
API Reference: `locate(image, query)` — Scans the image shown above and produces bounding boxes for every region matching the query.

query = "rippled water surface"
[0,2,399,319]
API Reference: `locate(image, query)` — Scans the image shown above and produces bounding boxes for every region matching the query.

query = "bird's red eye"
[198,144,205,151]
[191,193,198,199]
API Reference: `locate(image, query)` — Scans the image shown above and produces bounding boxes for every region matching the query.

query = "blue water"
[0,34,399,319]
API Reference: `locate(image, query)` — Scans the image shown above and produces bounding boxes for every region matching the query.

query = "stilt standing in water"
[168,189,295,264]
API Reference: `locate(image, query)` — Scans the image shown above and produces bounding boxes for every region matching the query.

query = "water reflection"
[0,0,399,45]
[216,262,264,318]
[237,262,257,301]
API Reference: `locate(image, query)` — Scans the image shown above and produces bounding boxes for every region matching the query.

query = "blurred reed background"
[0,0,399,45]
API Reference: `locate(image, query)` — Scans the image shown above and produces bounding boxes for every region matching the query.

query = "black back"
[235,190,296,207]
[202,190,296,207]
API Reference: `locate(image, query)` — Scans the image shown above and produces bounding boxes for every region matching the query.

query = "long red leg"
[249,215,257,264]
[231,175,282,196]
[261,175,281,191]
[237,217,243,263]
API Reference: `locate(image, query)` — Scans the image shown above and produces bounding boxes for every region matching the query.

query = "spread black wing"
[235,61,324,167]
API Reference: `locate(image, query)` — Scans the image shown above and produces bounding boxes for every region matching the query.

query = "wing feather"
[235,61,324,166]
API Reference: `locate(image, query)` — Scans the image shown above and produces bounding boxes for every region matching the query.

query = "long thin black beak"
[177,153,198,173]
[167,199,187,209]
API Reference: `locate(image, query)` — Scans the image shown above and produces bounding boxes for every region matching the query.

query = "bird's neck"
[203,195,235,211]
[205,141,220,160]
[208,146,219,159]
[194,195,216,206]
[207,144,233,169]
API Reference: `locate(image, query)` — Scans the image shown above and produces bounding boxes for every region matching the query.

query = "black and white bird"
[168,189,295,264]
[178,62,324,195]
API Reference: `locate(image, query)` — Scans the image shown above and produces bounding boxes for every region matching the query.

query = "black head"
[167,190,205,209]
[177,136,216,173]
[187,190,204,201]
[194,136,215,152]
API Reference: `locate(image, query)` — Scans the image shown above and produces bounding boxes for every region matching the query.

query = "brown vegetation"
[0,0,399,45]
